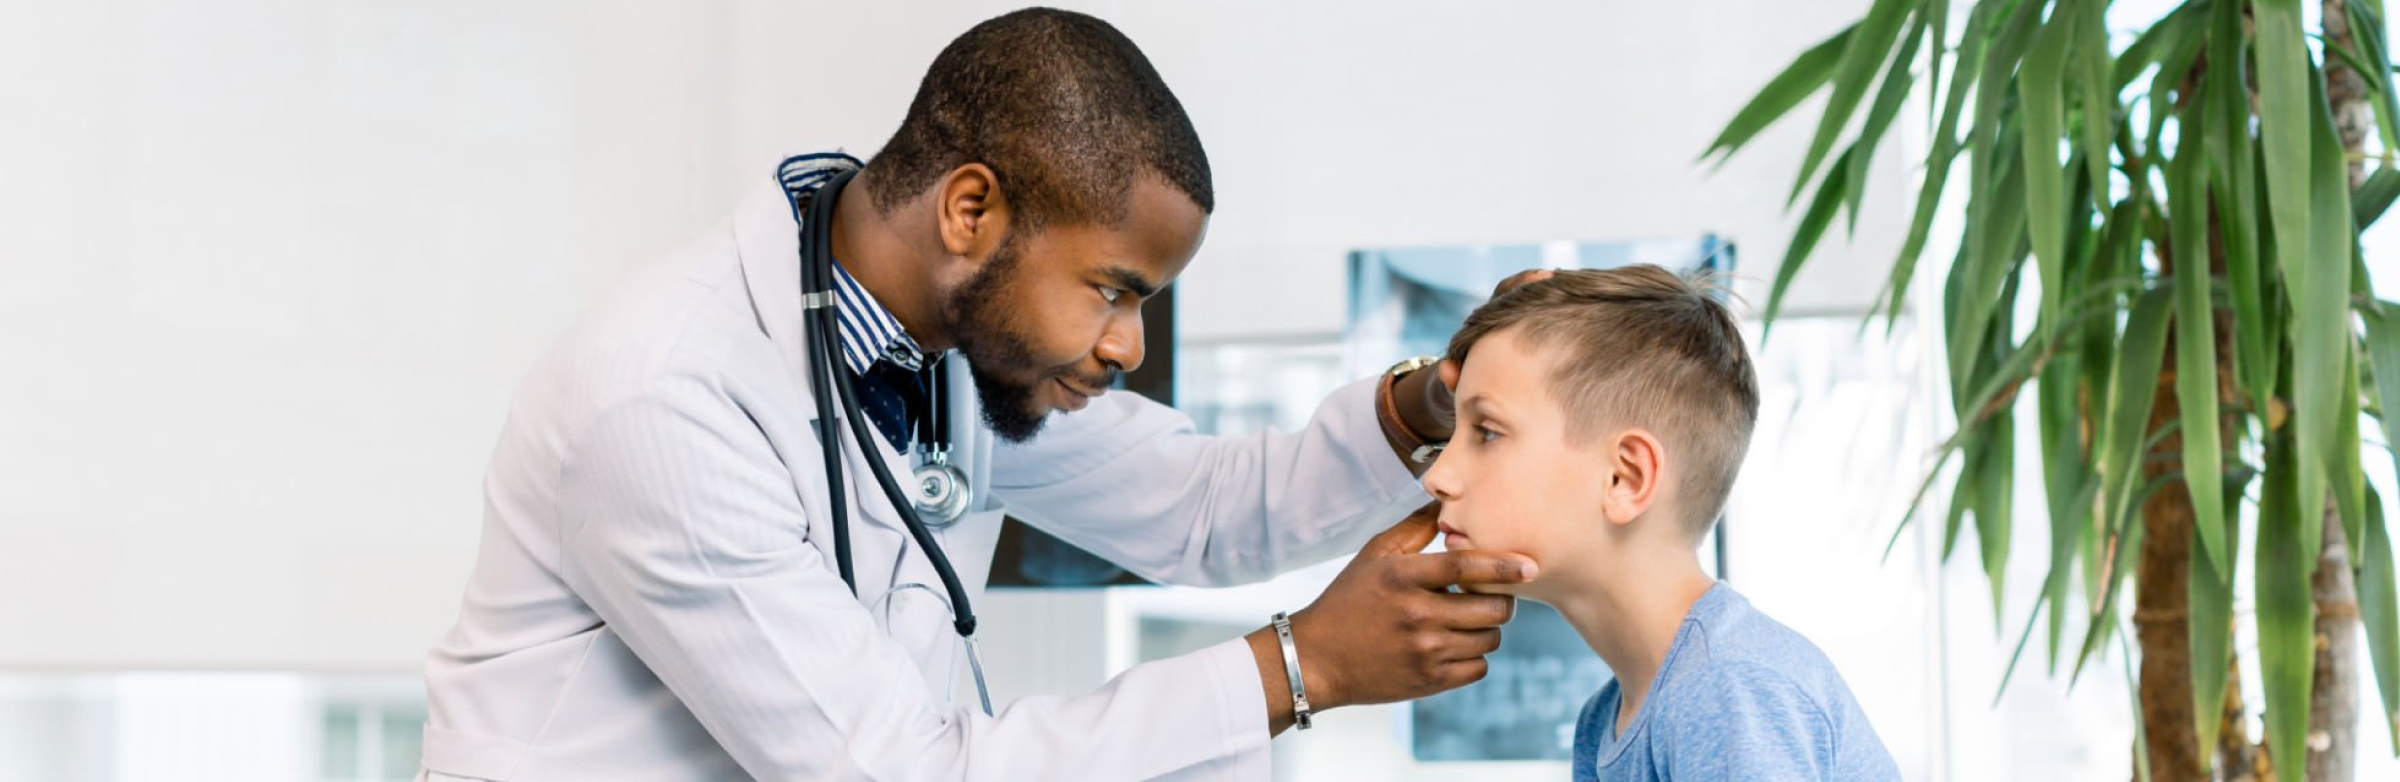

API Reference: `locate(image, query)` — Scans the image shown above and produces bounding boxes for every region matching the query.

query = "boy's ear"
[1601,428,1664,527]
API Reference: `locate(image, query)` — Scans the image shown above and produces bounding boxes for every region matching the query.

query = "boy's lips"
[1436,519,1469,545]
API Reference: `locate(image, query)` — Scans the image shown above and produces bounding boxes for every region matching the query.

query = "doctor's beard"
[944,235,1117,444]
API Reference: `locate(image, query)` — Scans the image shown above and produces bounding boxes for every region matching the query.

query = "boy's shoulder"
[1640,586,1896,779]
[1672,586,1844,695]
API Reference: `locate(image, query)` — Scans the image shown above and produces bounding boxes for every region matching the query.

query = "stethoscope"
[788,166,993,716]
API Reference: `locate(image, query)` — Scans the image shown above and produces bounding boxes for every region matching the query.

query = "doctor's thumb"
[1363,503,1442,556]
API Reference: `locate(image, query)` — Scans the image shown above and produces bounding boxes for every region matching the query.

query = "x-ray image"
[1408,601,1609,761]
[1346,236,1732,376]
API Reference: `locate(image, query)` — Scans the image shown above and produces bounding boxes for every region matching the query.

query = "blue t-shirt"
[1571,583,1897,781]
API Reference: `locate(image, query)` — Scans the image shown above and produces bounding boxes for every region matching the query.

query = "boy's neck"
[1541,544,1715,734]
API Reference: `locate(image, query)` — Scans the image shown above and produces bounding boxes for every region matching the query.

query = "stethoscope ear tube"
[794,168,979,640]
[797,171,855,595]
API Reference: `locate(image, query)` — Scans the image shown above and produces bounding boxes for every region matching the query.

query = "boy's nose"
[1420,453,1462,502]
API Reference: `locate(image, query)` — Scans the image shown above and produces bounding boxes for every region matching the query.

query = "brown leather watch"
[1377,356,1446,465]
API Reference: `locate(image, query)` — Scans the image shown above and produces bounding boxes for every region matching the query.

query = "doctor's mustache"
[1052,362,1119,391]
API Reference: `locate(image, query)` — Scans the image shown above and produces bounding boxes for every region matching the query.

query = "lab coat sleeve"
[988,375,1426,587]
[556,374,1270,781]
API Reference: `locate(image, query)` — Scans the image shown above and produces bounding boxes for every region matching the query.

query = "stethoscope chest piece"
[912,449,972,527]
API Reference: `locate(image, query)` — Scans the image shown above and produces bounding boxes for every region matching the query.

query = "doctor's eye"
[1097,286,1124,304]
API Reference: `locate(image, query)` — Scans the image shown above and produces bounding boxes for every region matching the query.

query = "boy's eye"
[1478,425,1501,444]
[1098,286,1123,304]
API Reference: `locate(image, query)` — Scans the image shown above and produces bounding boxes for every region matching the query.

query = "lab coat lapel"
[731,166,975,696]
[730,175,917,547]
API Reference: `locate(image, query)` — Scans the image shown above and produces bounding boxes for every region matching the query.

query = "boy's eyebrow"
[1463,394,1505,419]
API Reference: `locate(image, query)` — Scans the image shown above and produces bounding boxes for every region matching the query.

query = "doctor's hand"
[1245,503,1533,735]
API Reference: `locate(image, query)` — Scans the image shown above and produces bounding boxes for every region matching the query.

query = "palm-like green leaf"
[1952,117,2029,398]
[2040,361,2092,667]
[1848,18,1927,235]
[1790,0,1916,206]
[1764,147,1857,330]
[1977,374,2019,621]
[2256,3,2315,314]
[2072,0,2113,214]
[2351,1,2400,156]
[2021,6,2074,339]
[2169,94,2231,578]
[2291,70,2358,567]
[2210,0,2273,410]
[2109,0,2208,93]
[2190,469,2245,768]
[1882,2,1997,326]
[2358,167,2400,229]
[2363,483,2400,750]
[2258,421,2318,778]
[2101,288,2177,550]
[2340,349,2370,554]
[2362,306,2400,750]
[1701,24,1859,162]
[2075,287,2176,680]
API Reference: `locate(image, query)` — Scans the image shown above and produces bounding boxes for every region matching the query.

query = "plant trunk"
[2311,511,2362,781]
[2221,651,2267,781]
[2135,333,2208,782]
[2135,49,2244,779]
[2311,2,2370,780]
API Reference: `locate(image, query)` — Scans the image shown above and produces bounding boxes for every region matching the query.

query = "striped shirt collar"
[828,257,929,375]
[778,153,934,376]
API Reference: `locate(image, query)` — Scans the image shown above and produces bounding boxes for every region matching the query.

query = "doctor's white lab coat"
[416,173,1427,781]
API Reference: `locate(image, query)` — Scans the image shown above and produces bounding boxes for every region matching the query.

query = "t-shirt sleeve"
[1655,663,1837,781]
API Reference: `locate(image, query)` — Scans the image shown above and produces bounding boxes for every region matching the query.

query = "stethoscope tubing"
[791,168,979,639]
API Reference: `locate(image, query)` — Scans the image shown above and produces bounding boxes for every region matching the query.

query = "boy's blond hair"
[1445,265,1760,540]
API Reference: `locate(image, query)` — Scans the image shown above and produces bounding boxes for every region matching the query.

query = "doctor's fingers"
[1435,626,1504,662]
[1388,549,1536,590]
[1434,657,1493,690]
[1420,591,1516,630]
[1490,267,1555,298]
[1361,503,1442,556]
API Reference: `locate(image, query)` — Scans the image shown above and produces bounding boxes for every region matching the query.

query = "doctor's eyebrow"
[1099,266,1160,298]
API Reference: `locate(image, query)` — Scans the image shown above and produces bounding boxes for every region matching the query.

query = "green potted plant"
[1708,0,2400,778]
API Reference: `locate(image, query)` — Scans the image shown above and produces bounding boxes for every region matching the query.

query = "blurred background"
[3,0,2397,780]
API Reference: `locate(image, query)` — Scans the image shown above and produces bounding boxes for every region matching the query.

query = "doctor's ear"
[936,163,1011,260]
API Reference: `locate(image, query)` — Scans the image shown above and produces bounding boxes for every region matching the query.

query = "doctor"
[420,8,1533,781]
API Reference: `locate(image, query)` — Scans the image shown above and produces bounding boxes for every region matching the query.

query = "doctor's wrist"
[1246,617,1345,737]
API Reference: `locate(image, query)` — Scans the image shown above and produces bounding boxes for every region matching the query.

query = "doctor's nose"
[1094,312,1145,374]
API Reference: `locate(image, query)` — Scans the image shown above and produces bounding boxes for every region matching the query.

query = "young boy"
[1420,265,1897,781]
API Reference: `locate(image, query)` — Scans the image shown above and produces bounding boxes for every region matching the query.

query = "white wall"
[0,0,735,669]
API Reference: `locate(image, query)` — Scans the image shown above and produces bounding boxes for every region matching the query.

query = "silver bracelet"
[1271,611,1314,730]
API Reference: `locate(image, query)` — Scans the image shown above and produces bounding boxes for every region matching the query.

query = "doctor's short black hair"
[861,7,1214,230]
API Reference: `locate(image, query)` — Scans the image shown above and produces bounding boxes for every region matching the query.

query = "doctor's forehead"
[1036,176,1206,288]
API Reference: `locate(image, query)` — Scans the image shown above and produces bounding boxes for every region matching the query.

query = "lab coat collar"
[731,161,920,538]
